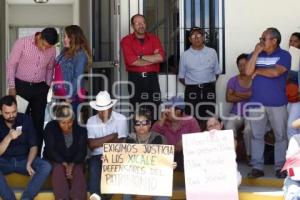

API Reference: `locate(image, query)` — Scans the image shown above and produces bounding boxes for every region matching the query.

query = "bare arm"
[88,133,118,150]
[255,65,287,78]
[0,130,21,156]
[26,146,38,176]
[226,89,252,103]
[234,91,252,99]
[245,43,264,76]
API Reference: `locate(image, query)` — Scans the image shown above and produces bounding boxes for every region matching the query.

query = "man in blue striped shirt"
[245,27,291,179]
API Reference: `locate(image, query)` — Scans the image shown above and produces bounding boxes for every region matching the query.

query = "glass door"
[90,0,121,98]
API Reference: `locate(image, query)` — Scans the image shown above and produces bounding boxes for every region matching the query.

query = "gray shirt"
[178,46,221,85]
[64,133,73,148]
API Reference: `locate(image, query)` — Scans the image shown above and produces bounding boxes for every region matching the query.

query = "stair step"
[241,177,283,188]
[3,172,287,200]
[2,186,285,200]
[239,186,284,200]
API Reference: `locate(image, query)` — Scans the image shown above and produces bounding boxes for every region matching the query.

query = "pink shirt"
[6,35,56,88]
[151,115,201,145]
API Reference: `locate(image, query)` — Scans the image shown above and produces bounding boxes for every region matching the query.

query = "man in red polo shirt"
[121,14,164,119]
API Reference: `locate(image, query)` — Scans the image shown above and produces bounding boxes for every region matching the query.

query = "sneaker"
[275,169,287,179]
[247,168,264,178]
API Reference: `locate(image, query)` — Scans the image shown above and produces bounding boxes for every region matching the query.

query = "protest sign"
[289,46,300,71]
[182,130,239,200]
[101,143,174,196]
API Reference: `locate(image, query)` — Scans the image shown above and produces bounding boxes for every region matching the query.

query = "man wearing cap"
[87,91,128,199]
[151,96,200,171]
[178,27,221,128]
[120,14,164,117]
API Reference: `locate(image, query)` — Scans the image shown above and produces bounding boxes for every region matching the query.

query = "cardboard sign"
[289,46,300,71]
[182,130,239,200]
[101,143,174,196]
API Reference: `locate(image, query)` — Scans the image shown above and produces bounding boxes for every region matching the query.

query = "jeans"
[249,106,288,170]
[88,155,112,200]
[287,102,300,140]
[283,177,300,200]
[123,194,170,200]
[0,157,51,200]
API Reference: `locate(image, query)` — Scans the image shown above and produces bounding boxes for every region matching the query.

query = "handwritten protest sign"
[101,143,174,196]
[182,130,239,200]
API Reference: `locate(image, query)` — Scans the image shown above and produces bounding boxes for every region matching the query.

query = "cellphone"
[16,126,22,132]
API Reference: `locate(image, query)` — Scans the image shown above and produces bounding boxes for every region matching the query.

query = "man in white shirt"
[87,91,128,199]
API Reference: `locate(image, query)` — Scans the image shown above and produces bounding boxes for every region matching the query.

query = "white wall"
[217,0,300,115]
[9,4,73,26]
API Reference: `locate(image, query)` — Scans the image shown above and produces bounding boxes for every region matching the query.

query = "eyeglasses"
[259,37,274,42]
[134,120,150,126]
[190,34,202,39]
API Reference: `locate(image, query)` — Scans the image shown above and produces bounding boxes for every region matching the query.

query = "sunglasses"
[134,120,150,126]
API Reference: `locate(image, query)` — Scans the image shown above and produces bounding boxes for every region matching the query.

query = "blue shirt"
[250,47,291,106]
[56,49,87,97]
[0,113,37,159]
[178,46,221,85]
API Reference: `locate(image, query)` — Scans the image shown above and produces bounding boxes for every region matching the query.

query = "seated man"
[225,53,252,161]
[87,91,128,199]
[0,95,51,200]
[152,96,200,171]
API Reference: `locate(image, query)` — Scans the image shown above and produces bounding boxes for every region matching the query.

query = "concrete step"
[3,171,286,200]
[1,185,285,200]
[239,185,284,200]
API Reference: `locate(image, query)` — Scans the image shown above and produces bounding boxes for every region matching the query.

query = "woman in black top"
[44,103,87,200]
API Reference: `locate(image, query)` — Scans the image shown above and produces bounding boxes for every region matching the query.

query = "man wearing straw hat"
[87,91,128,199]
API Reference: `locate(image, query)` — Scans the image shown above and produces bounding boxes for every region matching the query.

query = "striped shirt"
[6,35,56,88]
[250,47,291,106]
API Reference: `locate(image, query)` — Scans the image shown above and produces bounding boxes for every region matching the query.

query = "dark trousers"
[128,72,161,120]
[15,78,49,155]
[184,82,216,128]
[0,157,51,200]
[51,163,87,200]
[88,155,112,200]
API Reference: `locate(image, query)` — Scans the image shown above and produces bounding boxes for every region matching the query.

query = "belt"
[187,82,215,88]
[15,78,45,86]
[129,71,157,78]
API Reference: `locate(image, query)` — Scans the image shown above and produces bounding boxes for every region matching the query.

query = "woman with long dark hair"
[53,25,92,115]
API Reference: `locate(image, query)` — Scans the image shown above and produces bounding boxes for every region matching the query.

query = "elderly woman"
[43,104,87,200]
[123,108,170,200]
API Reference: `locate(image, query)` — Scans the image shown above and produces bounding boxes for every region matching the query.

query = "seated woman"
[123,108,170,200]
[206,116,242,186]
[43,103,88,200]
